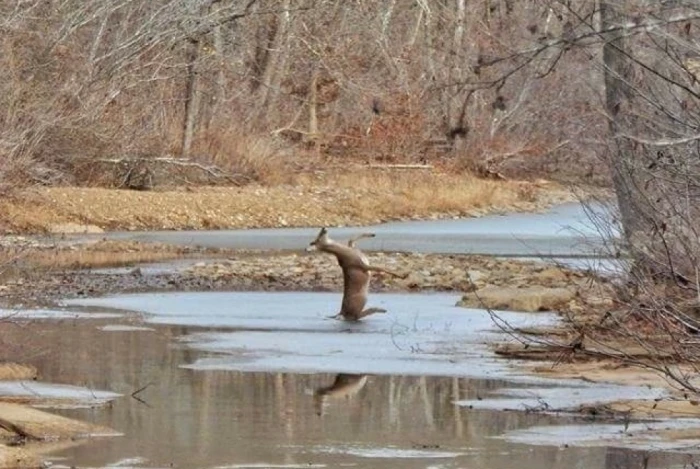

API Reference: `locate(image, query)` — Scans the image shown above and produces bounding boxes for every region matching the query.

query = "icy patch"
[456,382,668,412]
[106,457,149,467]
[503,419,700,452]
[68,291,559,379]
[314,444,467,459]
[99,325,155,332]
[211,465,326,469]
[0,308,123,320]
[0,381,121,408]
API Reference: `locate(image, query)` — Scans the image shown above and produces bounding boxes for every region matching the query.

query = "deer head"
[306,227,329,252]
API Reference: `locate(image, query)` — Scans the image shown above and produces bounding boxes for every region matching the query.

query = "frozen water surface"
[66,291,557,379]
[73,202,616,257]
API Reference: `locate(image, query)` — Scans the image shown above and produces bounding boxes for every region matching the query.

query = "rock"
[0,445,40,469]
[404,272,425,286]
[0,402,119,440]
[457,285,577,312]
[534,267,569,285]
[467,270,486,283]
[47,223,104,234]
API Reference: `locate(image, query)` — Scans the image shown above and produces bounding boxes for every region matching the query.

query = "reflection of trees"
[6,320,686,468]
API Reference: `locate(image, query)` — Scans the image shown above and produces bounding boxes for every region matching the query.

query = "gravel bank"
[0,246,610,314]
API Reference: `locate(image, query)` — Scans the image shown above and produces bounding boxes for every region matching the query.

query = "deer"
[306,227,408,321]
[313,373,368,416]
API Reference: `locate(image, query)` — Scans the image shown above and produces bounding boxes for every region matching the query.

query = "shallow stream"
[7,203,698,468]
[1,291,695,468]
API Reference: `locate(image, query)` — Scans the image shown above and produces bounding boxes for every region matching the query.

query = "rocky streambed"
[0,243,612,316]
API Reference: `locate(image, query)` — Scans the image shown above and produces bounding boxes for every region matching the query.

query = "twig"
[96,156,249,185]
[130,382,152,406]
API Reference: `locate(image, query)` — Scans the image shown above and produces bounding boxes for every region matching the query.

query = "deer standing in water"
[306,227,407,321]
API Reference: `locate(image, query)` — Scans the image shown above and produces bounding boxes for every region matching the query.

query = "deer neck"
[318,240,355,261]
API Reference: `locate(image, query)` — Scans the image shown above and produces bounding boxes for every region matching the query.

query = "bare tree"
[598,1,700,287]
[6,0,692,193]
[483,0,700,393]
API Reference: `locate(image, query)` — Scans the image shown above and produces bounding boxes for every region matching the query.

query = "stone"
[457,285,577,312]
[467,270,486,283]
[0,402,120,440]
[0,445,40,469]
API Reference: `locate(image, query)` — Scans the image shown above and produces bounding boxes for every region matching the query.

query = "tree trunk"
[260,0,292,124]
[181,39,201,158]
[210,0,228,126]
[600,1,648,247]
[308,63,321,157]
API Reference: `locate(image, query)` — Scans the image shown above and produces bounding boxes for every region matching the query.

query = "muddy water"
[4,313,687,469]
[0,292,677,468]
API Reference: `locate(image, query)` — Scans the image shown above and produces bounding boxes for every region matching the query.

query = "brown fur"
[313,374,368,416]
[306,227,407,321]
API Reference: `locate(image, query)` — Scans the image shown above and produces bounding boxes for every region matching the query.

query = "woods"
[0,0,606,188]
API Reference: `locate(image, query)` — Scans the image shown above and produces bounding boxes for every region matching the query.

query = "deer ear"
[319,227,328,236]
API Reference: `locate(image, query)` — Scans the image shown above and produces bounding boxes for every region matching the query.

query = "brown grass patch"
[196,128,291,185]
[0,363,37,381]
[294,170,560,215]
[20,249,183,271]
[0,241,195,275]
[0,170,576,233]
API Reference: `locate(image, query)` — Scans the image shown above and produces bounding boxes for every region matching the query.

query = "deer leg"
[347,232,376,248]
[357,307,387,319]
[365,264,408,279]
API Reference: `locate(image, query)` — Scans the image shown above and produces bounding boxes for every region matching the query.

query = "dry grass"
[0,241,195,274]
[20,249,183,271]
[195,128,292,184]
[0,170,576,233]
[300,170,553,215]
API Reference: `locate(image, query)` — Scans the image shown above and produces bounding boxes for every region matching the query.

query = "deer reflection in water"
[313,373,369,416]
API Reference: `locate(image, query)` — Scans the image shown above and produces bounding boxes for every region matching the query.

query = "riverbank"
[0,171,576,233]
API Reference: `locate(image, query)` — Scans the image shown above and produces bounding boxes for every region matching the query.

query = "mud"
[0,445,39,469]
